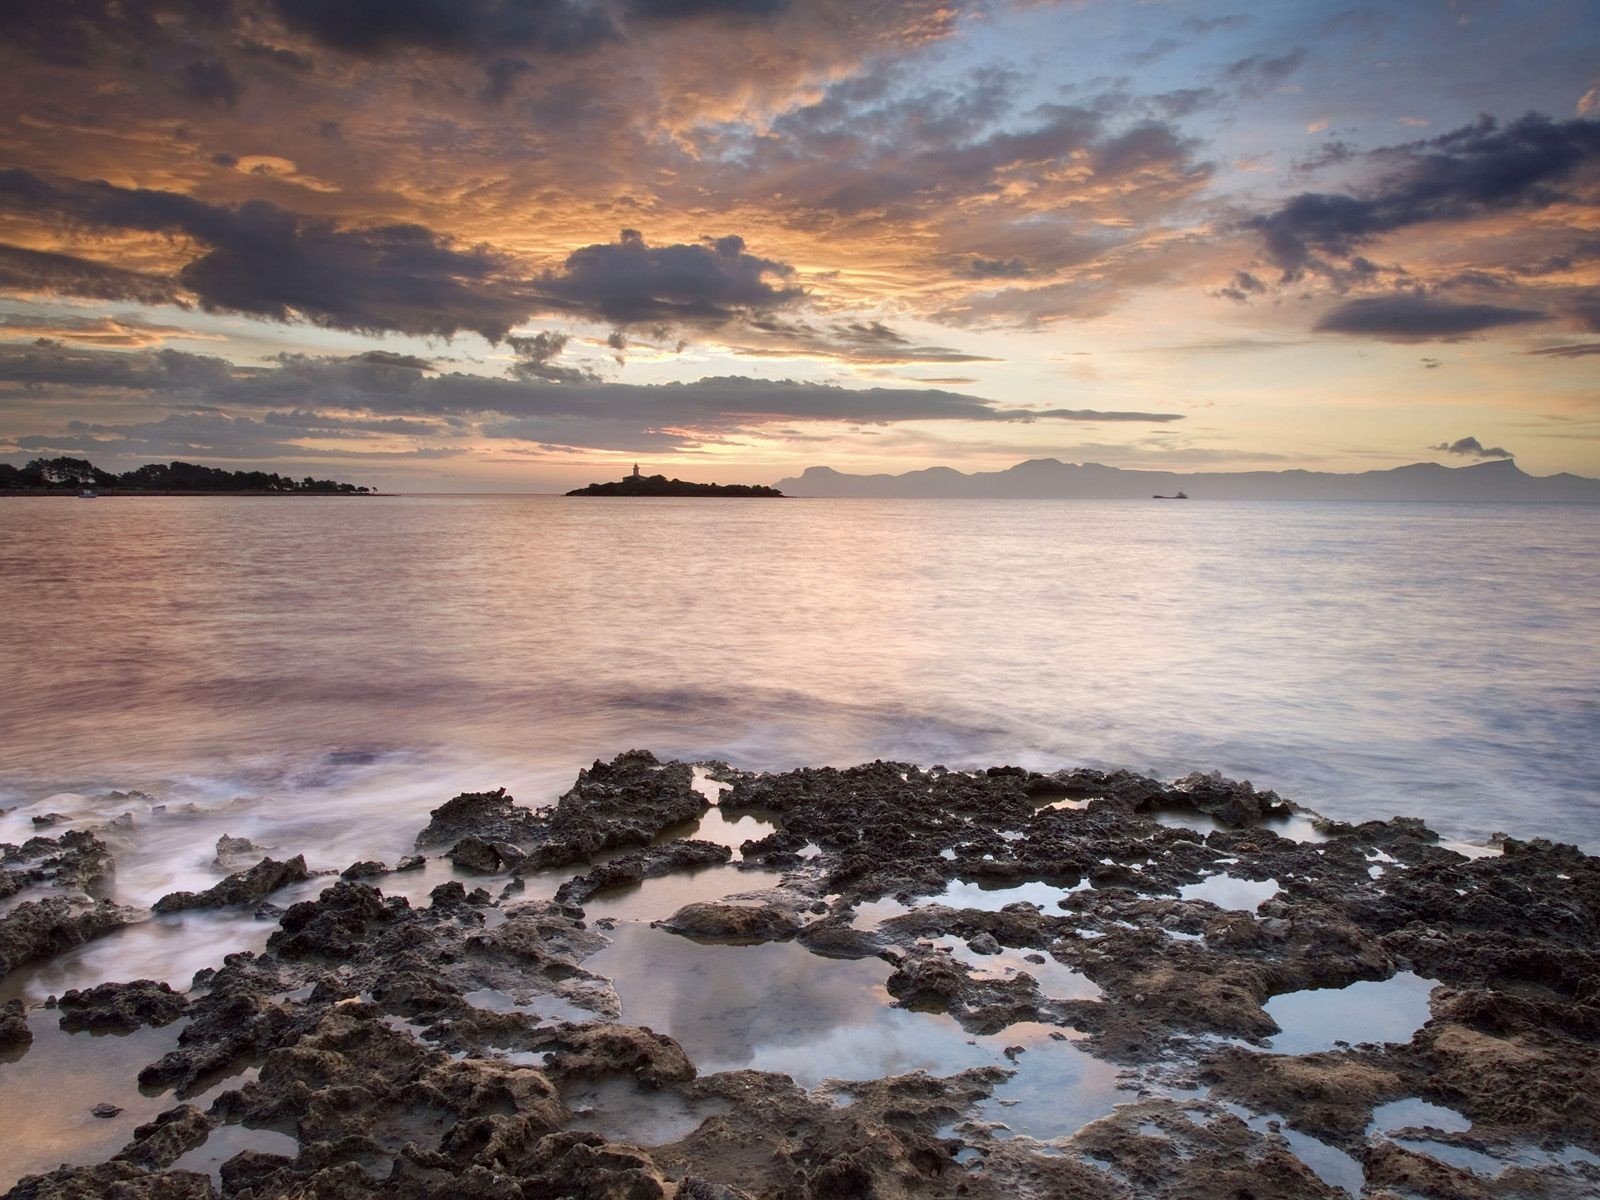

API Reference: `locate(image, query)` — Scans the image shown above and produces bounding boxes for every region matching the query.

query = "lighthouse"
[631,463,642,479]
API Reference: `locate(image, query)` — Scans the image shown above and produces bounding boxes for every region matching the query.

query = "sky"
[0,0,1597,492]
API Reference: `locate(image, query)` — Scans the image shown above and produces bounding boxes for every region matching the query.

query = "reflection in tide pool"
[1367,1097,1470,1136]
[585,923,1133,1143]
[0,1011,184,1188]
[1178,874,1281,911]
[1263,971,1438,1054]
[1150,808,1329,843]
[850,877,1080,929]
[580,864,787,924]
[925,936,1102,1002]
[0,912,279,1007]
[0,1010,257,1190]
[170,1124,300,1187]
[586,924,991,1086]
[1220,1101,1365,1196]
[959,1023,1130,1144]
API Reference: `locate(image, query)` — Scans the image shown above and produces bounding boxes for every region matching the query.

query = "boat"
[1152,491,1188,500]
[78,489,97,498]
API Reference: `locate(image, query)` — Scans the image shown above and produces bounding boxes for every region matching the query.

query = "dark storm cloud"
[1313,296,1547,341]
[625,0,788,18]
[264,0,615,57]
[0,342,234,390]
[0,245,185,309]
[1246,114,1600,279]
[0,170,533,340]
[0,173,827,341]
[178,58,241,107]
[1430,436,1513,460]
[536,230,803,326]
[0,0,231,69]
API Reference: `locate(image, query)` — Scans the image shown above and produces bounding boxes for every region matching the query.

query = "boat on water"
[78,489,97,498]
[1153,491,1188,500]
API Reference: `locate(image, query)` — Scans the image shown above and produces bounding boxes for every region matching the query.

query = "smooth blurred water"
[1,495,1596,883]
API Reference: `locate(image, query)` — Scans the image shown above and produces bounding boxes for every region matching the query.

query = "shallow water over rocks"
[1262,971,1438,1054]
[3,750,1597,1200]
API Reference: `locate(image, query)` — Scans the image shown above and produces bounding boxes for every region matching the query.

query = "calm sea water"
[2,496,1597,895]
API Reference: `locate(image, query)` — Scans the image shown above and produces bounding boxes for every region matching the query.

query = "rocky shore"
[2,751,1597,1199]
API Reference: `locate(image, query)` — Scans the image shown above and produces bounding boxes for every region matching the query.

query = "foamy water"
[2,494,1596,933]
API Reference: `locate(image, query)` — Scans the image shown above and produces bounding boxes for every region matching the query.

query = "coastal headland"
[0,457,372,496]
[2,752,1596,1198]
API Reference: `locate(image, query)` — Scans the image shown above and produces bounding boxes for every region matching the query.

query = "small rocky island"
[567,464,783,497]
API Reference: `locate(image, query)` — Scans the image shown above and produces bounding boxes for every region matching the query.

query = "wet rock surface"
[0,896,134,977]
[152,855,311,914]
[0,998,30,1052]
[3,753,1597,1199]
[56,980,189,1034]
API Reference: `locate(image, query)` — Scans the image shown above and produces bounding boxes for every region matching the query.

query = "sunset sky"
[1,0,1597,491]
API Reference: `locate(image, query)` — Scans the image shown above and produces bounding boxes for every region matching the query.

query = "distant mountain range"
[773,457,1600,502]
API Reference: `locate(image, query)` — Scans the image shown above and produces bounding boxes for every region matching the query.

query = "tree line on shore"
[0,456,372,494]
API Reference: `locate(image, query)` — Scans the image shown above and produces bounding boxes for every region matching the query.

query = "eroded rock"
[152,855,310,914]
[57,980,189,1034]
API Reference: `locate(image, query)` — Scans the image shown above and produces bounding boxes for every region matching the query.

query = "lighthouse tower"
[631,463,642,479]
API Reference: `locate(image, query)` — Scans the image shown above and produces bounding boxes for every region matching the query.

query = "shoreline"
[2,752,1596,1198]
[0,489,381,498]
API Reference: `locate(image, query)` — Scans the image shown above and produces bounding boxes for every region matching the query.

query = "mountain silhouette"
[773,457,1600,502]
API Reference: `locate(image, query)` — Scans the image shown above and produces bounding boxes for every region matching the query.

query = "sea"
[2,493,1599,1186]
[2,495,1597,911]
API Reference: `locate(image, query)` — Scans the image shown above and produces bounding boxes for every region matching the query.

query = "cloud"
[178,58,240,108]
[0,176,839,345]
[0,244,184,308]
[1245,113,1600,279]
[734,317,997,364]
[625,0,789,19]
[966,257,1030,279]
[0,0,232,70]
[536,229,802,326]
[264,0,616,58]
[1213,270,1266,303]
[506,330,597,383]
[0,313,217,347]
[1430,436,1513,459]
[16,409,467,462]
[1526,342,1600,358]
[1313,295,1547,341]
[1223,48,1307,96]
[0,341,235,390]
[0,342,1186,457]
[0,169,535,340]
